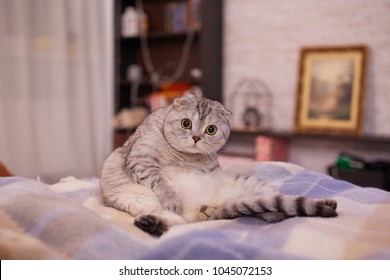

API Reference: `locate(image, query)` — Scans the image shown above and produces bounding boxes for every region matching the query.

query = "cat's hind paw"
[324,199,337,210]
[315,199,338,217]
[134,215,168,237]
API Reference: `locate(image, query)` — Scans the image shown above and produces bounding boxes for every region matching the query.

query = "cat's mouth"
[183,142,205,155]
[187,146,202,154]
[173,136,211,155]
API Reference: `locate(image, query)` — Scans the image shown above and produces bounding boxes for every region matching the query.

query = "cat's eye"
[181,118,192,130]
[205,125,217,135]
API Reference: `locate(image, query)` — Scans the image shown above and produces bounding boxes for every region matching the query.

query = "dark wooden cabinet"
[113,0,222,113]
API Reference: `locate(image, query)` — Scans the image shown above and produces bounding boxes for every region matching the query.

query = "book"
[164,1,187,33]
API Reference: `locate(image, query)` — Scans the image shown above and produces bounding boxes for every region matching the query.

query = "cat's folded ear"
[173,94,196,109]
[219,107,232,121]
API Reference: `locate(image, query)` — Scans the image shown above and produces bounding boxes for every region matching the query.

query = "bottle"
[121,7,139,37]
[184,68,203,97]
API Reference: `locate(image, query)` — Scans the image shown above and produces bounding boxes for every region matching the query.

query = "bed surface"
[0,162,389,260]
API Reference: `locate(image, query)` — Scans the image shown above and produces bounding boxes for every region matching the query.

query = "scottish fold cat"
[101,95,337,236]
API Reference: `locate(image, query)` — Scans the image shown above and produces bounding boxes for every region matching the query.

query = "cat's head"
[164,95,231,155]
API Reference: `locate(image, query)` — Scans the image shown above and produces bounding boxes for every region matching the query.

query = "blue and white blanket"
[0,162,389,259]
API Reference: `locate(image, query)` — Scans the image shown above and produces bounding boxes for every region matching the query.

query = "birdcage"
[229,78,273,131]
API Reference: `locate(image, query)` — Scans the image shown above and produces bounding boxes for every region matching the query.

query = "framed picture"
[295,46,367,135]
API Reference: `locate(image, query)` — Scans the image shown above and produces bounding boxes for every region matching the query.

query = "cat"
[101,94,337,236]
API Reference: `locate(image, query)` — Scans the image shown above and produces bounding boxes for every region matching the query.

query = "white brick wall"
[223,0,390,172]
[223,0,390,136]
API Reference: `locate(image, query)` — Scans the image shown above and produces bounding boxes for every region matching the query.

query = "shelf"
[230,130,390,144]
[231,130,291,139]
[114,0,222,114]
[121,30,199,42]
[115,128,137,133]
[119,80,152,87]
[293,133,390,144]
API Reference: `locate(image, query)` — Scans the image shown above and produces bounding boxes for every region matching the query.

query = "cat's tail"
[208,194,337,223]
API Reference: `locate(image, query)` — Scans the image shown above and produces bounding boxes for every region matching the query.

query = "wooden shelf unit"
[114,0,222,113]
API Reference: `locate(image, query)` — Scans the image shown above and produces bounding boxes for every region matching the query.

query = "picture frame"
[295,46,367,136]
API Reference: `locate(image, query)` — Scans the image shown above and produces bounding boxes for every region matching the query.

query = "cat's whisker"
[201,144,218,161]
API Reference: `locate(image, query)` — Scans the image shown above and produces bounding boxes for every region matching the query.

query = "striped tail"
[208,195,337,223]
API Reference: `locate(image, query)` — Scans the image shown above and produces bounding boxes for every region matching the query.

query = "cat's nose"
[192,136,201,143]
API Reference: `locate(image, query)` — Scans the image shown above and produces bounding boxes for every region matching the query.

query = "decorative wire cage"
[229,78,273,131]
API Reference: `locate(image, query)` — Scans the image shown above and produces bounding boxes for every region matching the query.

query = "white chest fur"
[162,167,240,222]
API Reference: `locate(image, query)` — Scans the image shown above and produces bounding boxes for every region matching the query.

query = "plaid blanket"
[0,162,389,259]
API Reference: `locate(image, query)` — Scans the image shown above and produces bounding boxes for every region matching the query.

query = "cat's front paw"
[162,197,183,215]
[135,215,167,237]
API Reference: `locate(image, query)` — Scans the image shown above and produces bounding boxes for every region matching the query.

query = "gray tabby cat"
[101,95,337,236]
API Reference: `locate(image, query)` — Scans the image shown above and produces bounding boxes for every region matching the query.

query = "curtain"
[0,0,114,182]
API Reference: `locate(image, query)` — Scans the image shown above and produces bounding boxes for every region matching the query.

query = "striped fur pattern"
[100,95,337,236]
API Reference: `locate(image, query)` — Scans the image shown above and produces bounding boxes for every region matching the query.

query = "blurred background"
[0,0,114,182]
[1,0,389,188]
